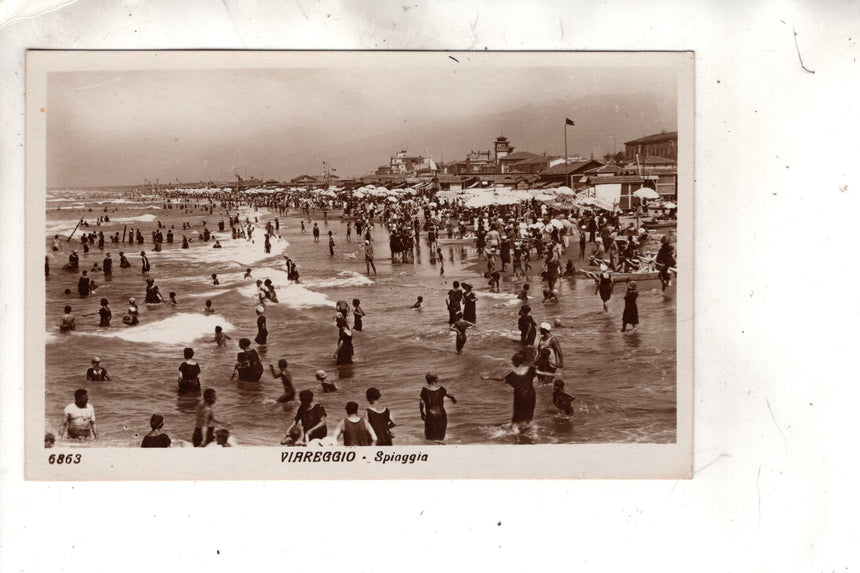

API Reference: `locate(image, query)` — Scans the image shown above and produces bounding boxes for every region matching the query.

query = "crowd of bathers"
[49,186,675,447]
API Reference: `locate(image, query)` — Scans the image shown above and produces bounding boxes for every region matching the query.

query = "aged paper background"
[1,0,857,571]
[23,49,693,481]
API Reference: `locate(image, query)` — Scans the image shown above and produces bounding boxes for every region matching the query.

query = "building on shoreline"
[623,131,677,161]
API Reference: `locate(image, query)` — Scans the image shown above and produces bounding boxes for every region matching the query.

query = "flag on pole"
[565,118,575,126]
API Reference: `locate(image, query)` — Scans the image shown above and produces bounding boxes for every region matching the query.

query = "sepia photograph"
[27,50,693,479]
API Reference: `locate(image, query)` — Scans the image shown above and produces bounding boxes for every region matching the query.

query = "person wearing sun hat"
[595,263,614,311]
[363,239,377,275]
[141,414,171,448]
[535,322,564,384]
[316,369,338,393]
[254,304,268,345]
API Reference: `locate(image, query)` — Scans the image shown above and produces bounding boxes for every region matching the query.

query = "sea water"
[44,189,677,447]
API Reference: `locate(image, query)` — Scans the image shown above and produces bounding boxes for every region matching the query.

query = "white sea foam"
[479,291,521,306]
[112,214,158,224]
[45,219,84,236]
[237,269,334,308]
[91,313,236,344]
[154,231,289,267]
[301,271,375,289]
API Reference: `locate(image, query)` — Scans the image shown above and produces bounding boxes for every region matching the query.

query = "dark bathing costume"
[420,386,449,441]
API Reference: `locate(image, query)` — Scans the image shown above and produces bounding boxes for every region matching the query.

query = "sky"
[45,52,682,188]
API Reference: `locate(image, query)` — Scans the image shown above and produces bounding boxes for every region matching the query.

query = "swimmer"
[123,297,139,326]
[410,296,423,309]
[316,369,338,393]
[484,270,501,292]
[86,356,111,381]
[351,298,365,332]
[244,268,252,279]
[212,273,219,286]
[254,305,268,345]
[210,429,231,447]
[178,347,201,394]
[203,300,215,313]
[169,291,177,304]
[270,359,295,404]
[552,380,575,415]
[449,311,476,354]
[594,264,614,312]
[192,388,225,447]
[60,389,98,440]
[332,401,377,446]
[365,387,395,446]
[280,426,303,446]
[517,283,530,302]
[264,279,278,303]
[542,289,559,304]
[208,325,231,347]
[98,298,112,327]
[59,305,76,332]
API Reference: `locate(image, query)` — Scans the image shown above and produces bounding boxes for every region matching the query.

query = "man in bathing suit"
[60,389,98,440]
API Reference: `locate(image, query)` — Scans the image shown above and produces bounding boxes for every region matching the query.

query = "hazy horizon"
[46,53,680,188]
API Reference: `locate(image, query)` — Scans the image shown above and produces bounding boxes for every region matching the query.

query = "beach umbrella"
[633,187,660,199]
[662,201,677,209]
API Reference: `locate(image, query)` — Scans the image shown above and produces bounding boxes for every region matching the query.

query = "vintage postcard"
[26,50,693,479]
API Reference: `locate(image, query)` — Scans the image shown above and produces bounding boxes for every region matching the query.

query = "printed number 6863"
[48,454,81,464]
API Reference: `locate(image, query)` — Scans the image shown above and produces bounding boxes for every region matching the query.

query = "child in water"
[203,300,215,313]
[552,380,575,415]
[449,311,476,354]
[209,325,230,347]
[410,296,423,309]
[352,299,366,332]
[270,359,295,404]
[193,389,224,447]
[280,426,302,446]
[484,270,501,292]
[169,291,177,304]
[211,273,219,285]
[517,283,530,302]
